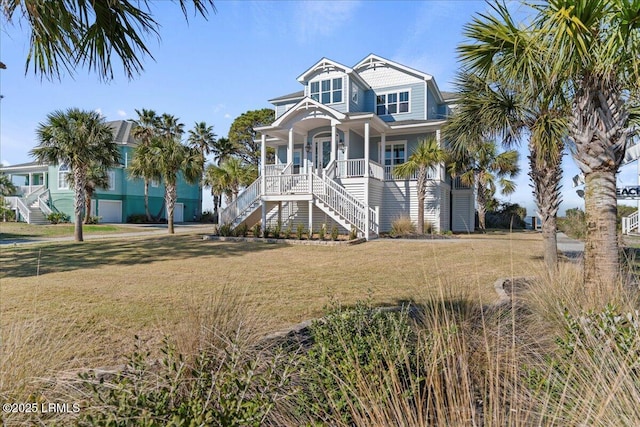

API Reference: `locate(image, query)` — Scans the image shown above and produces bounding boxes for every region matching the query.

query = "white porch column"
[436,129,442,180]
[304,132,310,173]
[380,133,386,166]
[364,121,370,176]
[308,200,314,233]
[28,172,33,193]
[330,124,337,164]
[260,134,267,195]
[261,201,267,235]
[287,128,294,166]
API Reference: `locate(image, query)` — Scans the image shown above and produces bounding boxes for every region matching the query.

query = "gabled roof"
[297,57,353,82]
[107,120,137,145]
[353,53,434,82]
[267,97,347,129]
[441,91,459,102]
[268,90,305,104]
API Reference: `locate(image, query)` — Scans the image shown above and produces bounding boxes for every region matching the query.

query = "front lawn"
[0,222,151,240]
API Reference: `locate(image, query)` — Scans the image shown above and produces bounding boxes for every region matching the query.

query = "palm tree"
[149,137,203,234]
[159,113,184,141]
[206,158,257,205]
[444,71,567,269]
[3,1,215,81]
[211,137,238,165]
[448,139,520,231]
[203,163,231,219]
[131,108,160,221]
[30,108,120,241]
[0,173,17,222]
[393,137,447,234]
[459,0,640,288]
[188,122,217,160]
[67,162,111,223]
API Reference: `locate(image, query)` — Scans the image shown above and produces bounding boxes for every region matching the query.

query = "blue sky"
[1,0,636,214]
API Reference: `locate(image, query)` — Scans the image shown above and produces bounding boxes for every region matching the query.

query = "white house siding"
[339,179,366,203]
[265,201,348,234]
[451,190,475,232]
[380,180,441,233]
[440,184,451,232]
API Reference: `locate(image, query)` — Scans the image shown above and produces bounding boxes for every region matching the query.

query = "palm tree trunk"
[73,168,86,242]
[476,180,487,231]
[144,179,151,222]
[416,168,427,234]
[529,146,563,271]
[84,190,93,224]
[583,170,619,291]
[166,183,177,234]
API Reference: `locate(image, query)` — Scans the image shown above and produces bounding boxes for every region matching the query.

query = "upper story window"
[310,78,343,104]
[107,170,116,191]
[376,90,410,115]
[385,143,406,166]
[58,163,70,189]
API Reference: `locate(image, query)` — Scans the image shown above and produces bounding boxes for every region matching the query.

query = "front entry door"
[293,149,302,174]
[315,140,331,171]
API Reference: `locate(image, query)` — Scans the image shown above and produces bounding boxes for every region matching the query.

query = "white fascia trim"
[388,120,447,130]
[0,164,50,173]
[270,97,347,127]
[353,53,433,82]
[297,58,353,83]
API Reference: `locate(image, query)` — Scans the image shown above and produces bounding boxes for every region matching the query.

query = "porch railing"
[369,161,384,181]
[336,159,365,177]
[323,160,337,180]
[15,185,45,197]
[38,190,55,216]
[219,179,261,226]
[265,164,286,176]
[384,165,438,181]
[622,211,639,235]
[265,174,308,195]
[453,176,472,190]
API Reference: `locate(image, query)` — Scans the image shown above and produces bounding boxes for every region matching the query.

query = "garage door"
[169,203,184,223]
[97,200,122,223]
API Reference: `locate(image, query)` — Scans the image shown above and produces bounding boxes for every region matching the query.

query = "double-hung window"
[385,143,406,167]
[376,90,410,115]
[58,164,70,189]
[310,78,343,104]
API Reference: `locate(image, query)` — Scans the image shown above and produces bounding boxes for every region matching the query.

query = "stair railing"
[15,197,30,224]
[38,190,56,217]
[312,172,368,233]
[622,211,639,235]
[219,178,261,226]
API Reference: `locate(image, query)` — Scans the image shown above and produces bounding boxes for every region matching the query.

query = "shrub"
[390,216,416,237]
[263,226,271,239]
[218,223,233,237]
[296,223,304,240]
[84,216,101,224]
[307,228,313,240]
[126,214,147,224]
[486,202,527,229]
[330,225,339,241]
[200,210,216,223]
[274,221,282,239]
[46,212,70,224]
[284,223,293,239]
[78,336,295,427]
[252,222,261,238]
[235,223,248,237]
[318,224,326,240]
[349,226,358,240]
[558,208,586,240]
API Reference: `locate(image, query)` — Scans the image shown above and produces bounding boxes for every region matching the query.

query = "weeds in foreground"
[4,266,640,426]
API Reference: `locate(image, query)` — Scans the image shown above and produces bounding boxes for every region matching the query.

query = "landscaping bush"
[46,212,70,224]
[251,222,261,238]
[330,225,339,241]
[485,202,527,229]
[558,208,586,240]
[349,226,358,240]
[318,224,326,240]
[296,223,304,240]
[390,216,416,237]
[84,216,101,224]
[126,214,147,224]
[274,221,282,239]
[235,223,248,237]
[284,223,293,239]
[218,223,233,237]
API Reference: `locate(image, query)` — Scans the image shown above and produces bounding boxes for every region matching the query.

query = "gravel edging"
[202,235,366,246]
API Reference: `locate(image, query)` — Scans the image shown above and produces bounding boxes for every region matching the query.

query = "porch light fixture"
[338,138,345,152]
[305,141,312,153]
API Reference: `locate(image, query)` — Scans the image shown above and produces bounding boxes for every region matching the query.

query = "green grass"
[0,222,149,240]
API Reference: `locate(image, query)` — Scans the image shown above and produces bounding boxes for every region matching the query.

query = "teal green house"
[2,120,202,224]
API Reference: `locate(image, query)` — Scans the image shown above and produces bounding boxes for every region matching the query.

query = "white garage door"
[98,200,122,223]
[169,203,184,223]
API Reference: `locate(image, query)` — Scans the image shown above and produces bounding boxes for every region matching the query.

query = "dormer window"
[376,90,410,115]
[310,77,343,104]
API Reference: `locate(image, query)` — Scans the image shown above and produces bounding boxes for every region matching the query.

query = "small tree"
[31,108,120,241]
[393,137,446,234]
[228,109,275,168]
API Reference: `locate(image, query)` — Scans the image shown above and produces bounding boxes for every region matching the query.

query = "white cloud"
[117,109,127,117]
[294,1,360,43]
[224,113,231,119]
[1,159,10,167]
[94,108,103,117]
